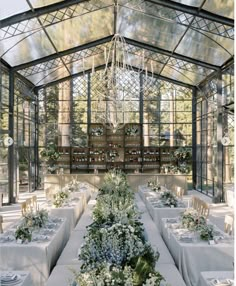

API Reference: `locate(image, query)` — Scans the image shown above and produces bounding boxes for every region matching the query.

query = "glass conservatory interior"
[0,0,234,285]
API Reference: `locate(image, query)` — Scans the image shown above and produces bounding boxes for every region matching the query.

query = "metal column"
[192,87,197,189]
[8,70,15,203]
[215,72,223,202]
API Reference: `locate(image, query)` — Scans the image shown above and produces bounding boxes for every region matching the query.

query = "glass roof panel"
[45,6,113,52]
[175,28,233,66]
[29,0,65,8]
[203,0,234,20]
[0,0,30,20]
[22,65,70,86]
[162,0,203,6]
[161,63,212,85]
[66,53,106,75]
[117,6,187,51]
[0,29,55,66]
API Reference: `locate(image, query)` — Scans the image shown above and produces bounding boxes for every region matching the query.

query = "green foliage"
[199,225,214,241]
[15,225,32,243]
[72,170,163,285]
[174,147,192,161]
[40,142,60,162]
[23,209,48,229]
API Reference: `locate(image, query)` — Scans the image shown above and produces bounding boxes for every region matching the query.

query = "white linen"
[135,193,175,265]
[0,271,33,286]
[197,271,234,286]
[56,230,86,266]
[0,219,68,286]
[50,198,84,233]
[45,264,81,286]
[161,219,234,286]
[156,264,186,286]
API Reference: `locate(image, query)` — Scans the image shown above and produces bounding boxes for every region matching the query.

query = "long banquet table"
[50,197,84,234]
[0,218,68,286]
[161,218,234,286]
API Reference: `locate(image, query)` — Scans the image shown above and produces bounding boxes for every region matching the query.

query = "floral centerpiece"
[15,224,32,243]
[160,191,178,207]
[23,209,48,229]
[199,224,214,241]
[14,209,49,243]
[147,180,161,192]
[181,209,206,231]
[53,190,69,208]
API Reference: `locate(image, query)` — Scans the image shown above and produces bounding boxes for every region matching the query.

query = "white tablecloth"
[50,198,84,233]
[153,206,186,232]
[197,271,234,286]
[0,219,68,286]
[156,264,186,286]
[161,219,234,286]
[45,264,81,286]
[0,271,33,286]
[56,230,85,266]
[145,196,186,226]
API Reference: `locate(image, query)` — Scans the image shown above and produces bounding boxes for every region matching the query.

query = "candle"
[188,199,190,209]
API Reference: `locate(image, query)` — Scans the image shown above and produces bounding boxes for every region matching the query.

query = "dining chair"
[224,214,234,235]
[199,201,210,218]
[32,195,37,210]
[191,196,199,210]
[175,186,184,199]
[21,201,27,216]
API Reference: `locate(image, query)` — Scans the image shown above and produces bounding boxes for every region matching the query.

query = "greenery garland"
[72,169,164,285]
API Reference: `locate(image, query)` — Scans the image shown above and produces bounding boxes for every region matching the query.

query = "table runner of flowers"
[71,169,166,285]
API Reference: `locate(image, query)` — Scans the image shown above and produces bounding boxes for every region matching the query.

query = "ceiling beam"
[34,62,194,91]
[34,64,107,91]
[131,65,194,89]
[0,0,89,28]
[12,35,113,71]
[125,37,220,71]
[146,0,234,27]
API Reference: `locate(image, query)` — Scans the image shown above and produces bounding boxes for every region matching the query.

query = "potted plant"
[173,147,192,163]
[40,143,60,174]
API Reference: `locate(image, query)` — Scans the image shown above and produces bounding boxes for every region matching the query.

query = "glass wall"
[196,64,234,199]
[14,77,37,195]
[38,69,193,177]
[0,65,9,203]
[143,78,192,147]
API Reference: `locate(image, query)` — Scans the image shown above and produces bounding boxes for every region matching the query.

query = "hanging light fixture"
[93,33,152,133]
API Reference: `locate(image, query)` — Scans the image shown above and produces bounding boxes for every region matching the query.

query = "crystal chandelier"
[94,33,148,133]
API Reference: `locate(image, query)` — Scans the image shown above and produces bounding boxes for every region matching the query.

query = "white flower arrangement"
[160,191,178,207]
[147,180,161,192]
[53,190,69,208]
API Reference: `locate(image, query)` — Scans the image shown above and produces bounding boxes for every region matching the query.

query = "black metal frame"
[146,0,234,27]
